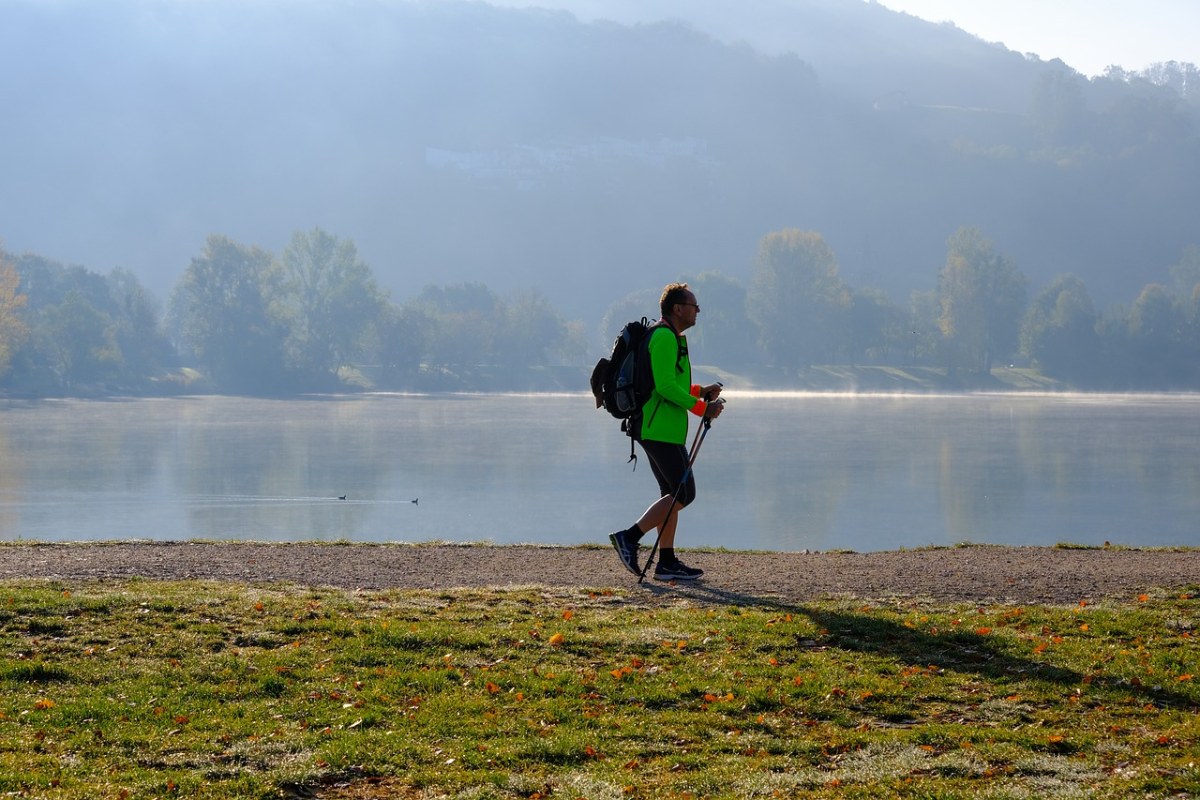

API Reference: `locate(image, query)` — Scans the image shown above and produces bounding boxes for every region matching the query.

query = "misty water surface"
[1,393,1198,551]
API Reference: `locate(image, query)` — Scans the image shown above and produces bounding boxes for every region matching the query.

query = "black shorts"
[638,438,696,507]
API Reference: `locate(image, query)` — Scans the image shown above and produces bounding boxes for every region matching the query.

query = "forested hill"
[2,0,1197,318]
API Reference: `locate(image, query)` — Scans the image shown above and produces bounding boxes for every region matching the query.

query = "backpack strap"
[656,319,685,372]
[620,417,638,470]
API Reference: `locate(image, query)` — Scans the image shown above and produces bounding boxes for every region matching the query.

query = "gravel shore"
[1,542,1196,606]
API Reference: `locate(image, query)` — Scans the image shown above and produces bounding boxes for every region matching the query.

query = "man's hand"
[703,398,724,419]
[702,383,723,402]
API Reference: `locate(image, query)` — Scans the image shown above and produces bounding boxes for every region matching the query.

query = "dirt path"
[1,542,1196,606]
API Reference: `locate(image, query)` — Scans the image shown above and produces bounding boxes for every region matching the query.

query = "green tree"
[1029,67,1089,147]
[1168,245,1200,299]
[599,287,661,349]
[845,287,908,365]
[747,229,850,371]
[108,267,173,382]
[500,289,571,368]
[410,282,505,370]
[937,227,1028,374]
[5,254,174,392]
[1125,283,1196,387]
[1129,283,1181,342]
[1020,274,1099,382]
[0,249,28,380]
[37,290,122,389]
[682,271,760,368]
[277,228,387,381]
[370,303,433,386]
[907,290,941,365]
[171,235,288,393]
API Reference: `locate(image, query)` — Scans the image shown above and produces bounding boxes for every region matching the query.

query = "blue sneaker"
[608,531,641,577]
[653,560,704,581]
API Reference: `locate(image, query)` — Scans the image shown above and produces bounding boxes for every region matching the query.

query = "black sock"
[626,524,644,542]
[659,547,676,565]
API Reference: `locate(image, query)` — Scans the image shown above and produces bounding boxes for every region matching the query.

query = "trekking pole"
[637,411,716,584]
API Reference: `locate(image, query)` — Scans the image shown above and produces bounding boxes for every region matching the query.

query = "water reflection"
[1,393,1199,550]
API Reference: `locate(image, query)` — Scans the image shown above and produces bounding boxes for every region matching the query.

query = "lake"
[1,393,1198,552]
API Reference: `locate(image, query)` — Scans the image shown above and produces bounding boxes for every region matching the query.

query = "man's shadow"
[644,581,1197,711]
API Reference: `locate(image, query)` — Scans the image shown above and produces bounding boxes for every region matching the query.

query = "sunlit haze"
[489,0,1200,76]
[874,0,1200,76]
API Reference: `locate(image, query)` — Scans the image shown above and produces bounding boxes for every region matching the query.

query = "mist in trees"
[4,219,1200,395]
[3,0,1199,321]
[937,228,1028,374]
[747,230,851,371]
[2,2,1200,395]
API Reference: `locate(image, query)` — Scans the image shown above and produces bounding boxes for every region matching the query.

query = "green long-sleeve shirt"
[639,324,707,444]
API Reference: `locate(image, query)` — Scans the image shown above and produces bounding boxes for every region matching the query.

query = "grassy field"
[1,579,1197,799]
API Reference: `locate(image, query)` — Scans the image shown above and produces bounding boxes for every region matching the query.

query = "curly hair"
[659,282,691,318]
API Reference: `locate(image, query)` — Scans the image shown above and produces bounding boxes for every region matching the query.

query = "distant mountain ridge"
[1,0,1196,320]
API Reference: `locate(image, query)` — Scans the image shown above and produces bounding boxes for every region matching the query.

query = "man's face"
[676,291,700,328]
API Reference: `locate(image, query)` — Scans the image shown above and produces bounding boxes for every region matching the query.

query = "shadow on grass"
[648,581,1198,711]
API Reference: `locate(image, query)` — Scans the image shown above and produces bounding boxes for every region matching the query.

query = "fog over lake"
[1,394,1198,552]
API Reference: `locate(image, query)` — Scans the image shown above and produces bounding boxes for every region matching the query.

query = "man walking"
[609,282,723,581]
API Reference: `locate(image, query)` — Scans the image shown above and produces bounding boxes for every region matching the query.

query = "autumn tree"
[937,227,1027,374]
[0,249,29,380]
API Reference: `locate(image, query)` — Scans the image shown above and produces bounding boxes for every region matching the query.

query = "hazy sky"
[876,0,1200,76]
[487,1,1198,77]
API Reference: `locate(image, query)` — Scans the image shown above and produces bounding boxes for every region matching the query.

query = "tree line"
[2,227,1200,395]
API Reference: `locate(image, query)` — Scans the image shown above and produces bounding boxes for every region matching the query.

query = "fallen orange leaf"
[548,633,565,646]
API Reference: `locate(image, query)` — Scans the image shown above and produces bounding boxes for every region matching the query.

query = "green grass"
[0,580,1197,799]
